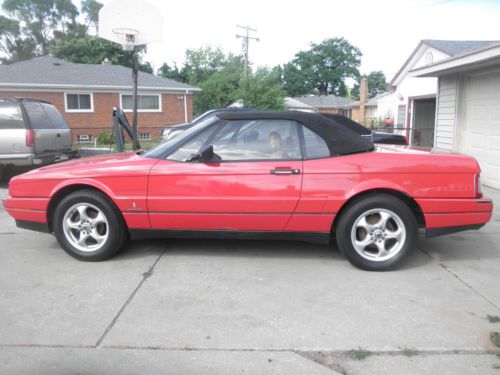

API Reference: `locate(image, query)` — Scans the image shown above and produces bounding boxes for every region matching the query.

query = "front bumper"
[15,219,50,233]
[3,196,50,226]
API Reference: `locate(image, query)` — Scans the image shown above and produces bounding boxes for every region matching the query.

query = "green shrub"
[96,131,114,145]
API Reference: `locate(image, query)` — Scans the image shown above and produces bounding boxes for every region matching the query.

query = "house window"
[77,134,92,143]
[65,93,93,112]
[425,52,433,65]
[139,132,151,140]
[120,94,161,112]
[397,105,407,128]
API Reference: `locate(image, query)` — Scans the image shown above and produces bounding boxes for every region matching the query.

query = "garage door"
[463,71,500,190]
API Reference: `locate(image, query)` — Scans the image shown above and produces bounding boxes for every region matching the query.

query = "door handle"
[56,133,61,137]
[270,168,300,175]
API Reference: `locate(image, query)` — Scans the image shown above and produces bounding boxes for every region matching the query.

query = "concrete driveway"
[0,185,499,374]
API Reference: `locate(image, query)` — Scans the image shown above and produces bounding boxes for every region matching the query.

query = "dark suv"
[0,98,73,175]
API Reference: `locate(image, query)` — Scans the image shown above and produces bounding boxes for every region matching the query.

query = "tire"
[53,189,127,261]
[336,194,417,271]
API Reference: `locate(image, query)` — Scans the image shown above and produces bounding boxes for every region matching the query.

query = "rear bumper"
[426,223,485,238]
[417,197,493,237]
[0,154,33,167]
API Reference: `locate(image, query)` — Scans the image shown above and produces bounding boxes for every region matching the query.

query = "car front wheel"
[53,190,127,261]
[336,194,417,271]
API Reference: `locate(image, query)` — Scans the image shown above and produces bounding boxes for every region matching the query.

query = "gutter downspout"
[184,90,189,122]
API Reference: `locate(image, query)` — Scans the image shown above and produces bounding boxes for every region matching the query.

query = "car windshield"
[190,110,214,124]
[144,116,218,159]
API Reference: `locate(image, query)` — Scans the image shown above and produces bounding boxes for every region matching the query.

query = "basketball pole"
[131,47,139,150]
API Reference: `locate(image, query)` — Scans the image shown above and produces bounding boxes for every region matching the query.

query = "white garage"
[411,42,500,190]
[463,71,500,188]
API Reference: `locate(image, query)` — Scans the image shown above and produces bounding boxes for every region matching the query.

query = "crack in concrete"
[0,344,498,356]
[296,349,500,374]
[94,247,168,348]
[417,245,500,311]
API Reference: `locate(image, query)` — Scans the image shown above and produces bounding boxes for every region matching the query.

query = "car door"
[148,119,303,231]
[41,103,72,153]
[284,125,336,233]
[22,102,57,156]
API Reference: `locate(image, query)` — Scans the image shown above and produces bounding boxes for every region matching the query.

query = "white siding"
[461,70,500,189]
[434,75,458,150]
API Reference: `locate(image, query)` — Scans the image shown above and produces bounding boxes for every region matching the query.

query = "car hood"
[14,152,158,180]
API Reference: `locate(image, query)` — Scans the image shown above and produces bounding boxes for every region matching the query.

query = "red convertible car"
[3,111,493,270]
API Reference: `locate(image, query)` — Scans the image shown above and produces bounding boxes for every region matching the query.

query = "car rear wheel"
[336,194,417,271]
[53,190,127,261]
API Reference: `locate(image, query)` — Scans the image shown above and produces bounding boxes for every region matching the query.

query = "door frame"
[407,94,436,146]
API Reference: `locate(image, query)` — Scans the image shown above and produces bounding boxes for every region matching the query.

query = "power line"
[236,25,259,79]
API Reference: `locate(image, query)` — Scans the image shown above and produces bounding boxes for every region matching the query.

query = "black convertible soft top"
[217,110,374,156]
[321,113,372,136]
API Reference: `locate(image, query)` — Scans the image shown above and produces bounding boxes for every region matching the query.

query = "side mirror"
[187,145,221,163]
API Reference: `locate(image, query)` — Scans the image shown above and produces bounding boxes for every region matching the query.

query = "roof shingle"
[0,55,200,91]
[293,95,354,108]
[423,39,499,56]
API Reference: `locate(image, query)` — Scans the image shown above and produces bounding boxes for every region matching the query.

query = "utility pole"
[236,25,259,79]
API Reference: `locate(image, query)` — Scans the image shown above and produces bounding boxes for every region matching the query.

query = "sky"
[96,0,499,83]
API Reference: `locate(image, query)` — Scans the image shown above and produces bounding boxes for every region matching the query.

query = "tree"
[182,46,228,85]
[163,46,288,113]
[240,67,285,110]
[2,0,79,55]
[351,71,388,99]
[157,62,186,83]
[193,54,245,114]
[81,0,102,34]
[0,15,36,63]
[166,46,244,114]
[52,36,152,72]
[282,62,308,97]
[283,37,361,97]
[0,0,154,72]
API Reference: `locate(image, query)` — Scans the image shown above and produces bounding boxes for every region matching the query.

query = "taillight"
[26,129,34,147]
[475,173,482,198]
[403,136,409,145]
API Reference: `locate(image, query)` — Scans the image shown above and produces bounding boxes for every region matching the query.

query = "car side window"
[41,103,69,129]
[210,119,301,161]
[0,103,25,129]
[302,126,330,159]
[167,125,217,161]
[23,102,53,129]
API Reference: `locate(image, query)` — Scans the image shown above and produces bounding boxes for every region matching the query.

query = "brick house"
[0,56,200,142]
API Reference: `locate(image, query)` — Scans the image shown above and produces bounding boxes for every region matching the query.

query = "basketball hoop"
[112,27,139,51]
[98,0,163,151]
[98,0,163,48]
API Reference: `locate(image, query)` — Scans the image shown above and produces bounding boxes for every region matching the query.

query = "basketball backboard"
[98,0,163,49]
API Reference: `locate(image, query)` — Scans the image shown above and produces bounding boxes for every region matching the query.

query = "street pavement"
[0,185,499,374]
